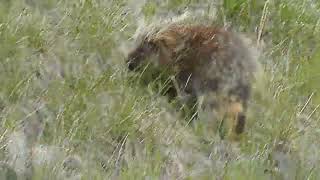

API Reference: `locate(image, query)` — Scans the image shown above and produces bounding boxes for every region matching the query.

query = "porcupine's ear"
[151,34,176,66]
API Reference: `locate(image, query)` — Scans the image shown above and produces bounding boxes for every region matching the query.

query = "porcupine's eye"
[127,47,144,71]
[127,54,138,71]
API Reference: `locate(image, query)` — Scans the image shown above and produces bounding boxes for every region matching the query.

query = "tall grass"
[0,0,320,179]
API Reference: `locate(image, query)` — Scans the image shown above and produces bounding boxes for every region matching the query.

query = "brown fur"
[126,23,259,140]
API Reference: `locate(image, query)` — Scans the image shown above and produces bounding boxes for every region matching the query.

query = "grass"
[0,0,320,179]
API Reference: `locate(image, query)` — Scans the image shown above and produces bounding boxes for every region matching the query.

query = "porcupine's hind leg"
[223,83,251,141]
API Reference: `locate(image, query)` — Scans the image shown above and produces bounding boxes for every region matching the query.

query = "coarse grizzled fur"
[126,22,260,140]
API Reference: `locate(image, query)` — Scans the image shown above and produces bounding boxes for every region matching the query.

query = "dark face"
[126,40,156,71]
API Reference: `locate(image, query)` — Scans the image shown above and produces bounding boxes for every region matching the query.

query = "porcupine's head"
[126,35,158,71]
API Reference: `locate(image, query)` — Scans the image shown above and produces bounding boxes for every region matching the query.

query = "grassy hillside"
[0,0,320,179]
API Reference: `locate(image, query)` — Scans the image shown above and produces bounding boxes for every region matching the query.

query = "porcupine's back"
[147,24,260,99]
